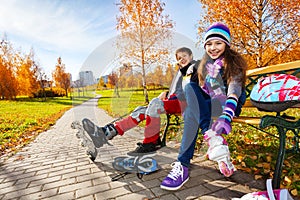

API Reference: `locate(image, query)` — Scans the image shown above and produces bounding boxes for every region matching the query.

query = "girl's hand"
[211,115,232,134]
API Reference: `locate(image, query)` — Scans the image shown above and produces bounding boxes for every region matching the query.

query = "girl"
[161,22,248,191]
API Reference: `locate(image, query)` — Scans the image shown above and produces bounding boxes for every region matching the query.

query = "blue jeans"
[178,82,212,167]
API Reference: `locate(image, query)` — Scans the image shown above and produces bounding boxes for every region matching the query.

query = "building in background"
[79,71,95,86]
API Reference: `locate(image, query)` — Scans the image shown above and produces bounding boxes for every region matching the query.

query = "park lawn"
[0,92,96,158]
[97,89,300,196]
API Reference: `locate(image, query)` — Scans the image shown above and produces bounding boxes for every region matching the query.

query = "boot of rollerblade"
[204,129,235,177]
[81,118,116,148]
[71,121,98,161]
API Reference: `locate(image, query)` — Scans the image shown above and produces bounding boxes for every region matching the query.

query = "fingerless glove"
[212,95,238,134]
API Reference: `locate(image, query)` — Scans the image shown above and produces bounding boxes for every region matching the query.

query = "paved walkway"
[0,97,270,200]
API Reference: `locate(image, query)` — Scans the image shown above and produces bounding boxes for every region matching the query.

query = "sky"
[0,0,204,80]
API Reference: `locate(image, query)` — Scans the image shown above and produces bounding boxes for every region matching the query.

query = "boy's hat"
[204,22,231,47]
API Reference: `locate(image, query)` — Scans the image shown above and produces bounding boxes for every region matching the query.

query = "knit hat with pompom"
[204,22,231,47]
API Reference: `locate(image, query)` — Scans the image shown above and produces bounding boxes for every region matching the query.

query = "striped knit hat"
[204,22,231,47]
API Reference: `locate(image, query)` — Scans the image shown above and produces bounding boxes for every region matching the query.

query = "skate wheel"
[89,154,96,162]
[86,149,97,162]
[75,132,81,139]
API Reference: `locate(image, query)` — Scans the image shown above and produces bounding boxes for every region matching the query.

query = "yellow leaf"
[283,160,291,167]
[237,155,243,162]
[251,155,257,160]
[293,174,300,181]
[291,189,298,196]
[243,168,252,173]
[256,163,263,168]
[284,176,292,184]
[263,162,271,169]
[241,161,246,167]
[254,175,263,180]
[14,155,24,161]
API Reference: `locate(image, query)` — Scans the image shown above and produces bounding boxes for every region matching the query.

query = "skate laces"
[122,156,138,170]
[104,124,117,139]
[167,162,184,181]
[113,154,157,173]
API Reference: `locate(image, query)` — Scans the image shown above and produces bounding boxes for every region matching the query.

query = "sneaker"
[127,142,157,156]
[160,162,189,191]
[127,137,162,156]
[112,154,158,174]
[82,118,118,148]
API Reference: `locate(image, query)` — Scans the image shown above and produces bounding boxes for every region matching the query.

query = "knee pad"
[130,106,147,122]
[146,98,165,118]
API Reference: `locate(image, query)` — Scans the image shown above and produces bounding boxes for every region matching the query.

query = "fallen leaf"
[256,163,263,168]
[14,155,24,161]
[291,189,298,196]
[241,162,246,167]
[251,155,257,160]
[254,175,263,180]
[263,162,271,169]
[283,176,292,186]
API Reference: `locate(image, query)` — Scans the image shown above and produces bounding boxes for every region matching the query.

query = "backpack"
[250,74,300,112]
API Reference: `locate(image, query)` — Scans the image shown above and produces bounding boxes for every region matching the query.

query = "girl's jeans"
[178,82,213,167]
[177,82,245,167]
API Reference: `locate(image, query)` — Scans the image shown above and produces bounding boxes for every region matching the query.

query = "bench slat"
[232,116,261,125]
[243,100,300,108]
[246,60,300,77]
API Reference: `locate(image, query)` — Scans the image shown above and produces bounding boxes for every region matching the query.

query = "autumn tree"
[164,63,176,87]
[116,0,174,103]
[197,0,300,68]
[108,71,119,97]
[52,57,71,97]
[97,77,106,90]
[0,38,18,100]
[16,49,40,97]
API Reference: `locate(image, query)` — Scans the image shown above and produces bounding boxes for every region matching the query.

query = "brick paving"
[0,96,272,200]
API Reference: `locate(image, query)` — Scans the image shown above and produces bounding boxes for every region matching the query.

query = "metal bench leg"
[161,114,181,147]
[260,115,300,189]
[161,114,171,147]
[273,126,286,189]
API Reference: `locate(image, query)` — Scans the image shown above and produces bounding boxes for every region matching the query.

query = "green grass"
[96,89,300,196]
[0,90,96,157]
[97,88,165,117]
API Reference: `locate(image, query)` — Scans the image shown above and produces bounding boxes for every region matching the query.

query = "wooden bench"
[160,60,300,189]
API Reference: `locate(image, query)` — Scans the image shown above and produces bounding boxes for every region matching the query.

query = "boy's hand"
[158,91,168,100]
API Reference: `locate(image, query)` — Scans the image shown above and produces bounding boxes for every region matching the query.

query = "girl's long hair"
[198,46,247,87]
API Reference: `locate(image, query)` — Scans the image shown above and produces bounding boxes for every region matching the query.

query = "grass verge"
[0,91,96,158]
